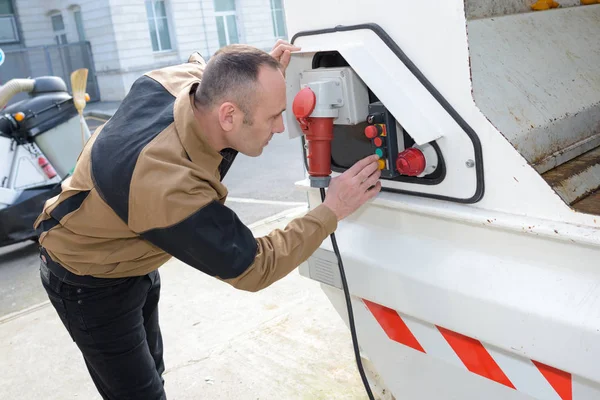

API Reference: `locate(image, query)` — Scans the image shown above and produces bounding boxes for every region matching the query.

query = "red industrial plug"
[292,87,335,188]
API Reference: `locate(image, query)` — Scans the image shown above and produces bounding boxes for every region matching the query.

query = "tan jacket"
[34,53,337,292]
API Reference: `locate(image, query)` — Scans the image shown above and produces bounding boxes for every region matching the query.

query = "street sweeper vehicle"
[0,70,91,247]
[283,0,600,399]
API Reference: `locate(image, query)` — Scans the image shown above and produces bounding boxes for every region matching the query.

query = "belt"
[40,247,128,288]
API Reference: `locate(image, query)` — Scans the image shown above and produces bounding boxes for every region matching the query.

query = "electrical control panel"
[325,98,441,182]
[364,102,402,179]
[287,50,446,190]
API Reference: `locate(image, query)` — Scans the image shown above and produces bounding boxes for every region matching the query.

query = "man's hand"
[270,39,301,73]
[323,154,382,221]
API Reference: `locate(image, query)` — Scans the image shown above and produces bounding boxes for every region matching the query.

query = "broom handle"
[79,112,86,149]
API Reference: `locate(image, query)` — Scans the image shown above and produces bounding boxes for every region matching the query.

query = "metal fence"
[0,41,100,105]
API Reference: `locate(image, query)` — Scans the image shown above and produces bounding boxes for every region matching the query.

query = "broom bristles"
[71,68,88,112]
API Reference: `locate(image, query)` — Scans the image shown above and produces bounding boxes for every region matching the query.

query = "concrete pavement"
[0,207,368,400]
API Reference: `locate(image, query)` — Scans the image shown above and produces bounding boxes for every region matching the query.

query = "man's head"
[194,44,287,157]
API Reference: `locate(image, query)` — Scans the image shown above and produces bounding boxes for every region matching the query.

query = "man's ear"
[218,102,236,131]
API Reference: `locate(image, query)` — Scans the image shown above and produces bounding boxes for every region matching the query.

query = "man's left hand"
[270,39,301,73]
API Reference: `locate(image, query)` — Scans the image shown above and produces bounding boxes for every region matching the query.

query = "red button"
[373,137,383,147]
[365,125,378,138]
[365,125,380,139]
[292,87,316,119]
[396,148,426,176]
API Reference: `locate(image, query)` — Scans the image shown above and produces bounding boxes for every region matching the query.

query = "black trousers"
[39,248,166,400]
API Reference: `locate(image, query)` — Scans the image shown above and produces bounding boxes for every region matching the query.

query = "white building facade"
[2,0,289,101]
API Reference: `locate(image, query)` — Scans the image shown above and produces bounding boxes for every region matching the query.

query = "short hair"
[194,44,282,124]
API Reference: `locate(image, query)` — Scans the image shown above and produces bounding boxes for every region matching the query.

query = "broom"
[70,68,89,149]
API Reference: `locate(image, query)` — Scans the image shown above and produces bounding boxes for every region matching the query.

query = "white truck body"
[283,1,600,398]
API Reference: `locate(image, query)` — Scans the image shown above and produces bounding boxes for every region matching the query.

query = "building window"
[145,0,173,52]
[72,7,85,42]
[0,0,19,44]
[214,0,239,48]
[270,0,286,39]
[50,12,68,45]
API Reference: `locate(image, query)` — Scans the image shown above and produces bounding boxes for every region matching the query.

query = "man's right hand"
[323,154,382,221]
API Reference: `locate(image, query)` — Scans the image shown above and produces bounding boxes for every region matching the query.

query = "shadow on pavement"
[0,241,39,267]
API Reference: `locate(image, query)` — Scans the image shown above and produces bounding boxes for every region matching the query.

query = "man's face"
[233,66,287,157]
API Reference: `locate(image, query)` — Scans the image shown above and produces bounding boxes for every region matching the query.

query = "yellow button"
[377,159,386,170]
[14,112,25,122]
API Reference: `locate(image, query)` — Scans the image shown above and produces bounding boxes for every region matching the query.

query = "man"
[35,40,382,399]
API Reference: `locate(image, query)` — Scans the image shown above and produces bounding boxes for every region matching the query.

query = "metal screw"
[466,159,475,168]
[340,71,345,77]
[337,98,342,103]
[335,81,340,86]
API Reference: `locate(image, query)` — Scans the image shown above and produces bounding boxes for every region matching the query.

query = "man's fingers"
[271,43,301,59]
[370,181,382,196]
[273,39,287,49]
[363,181,382,201]
[271,44,284,58]
[354,160,380,184]
[360,169,381,191]
[280,50,292,69]
[347,154,380,176]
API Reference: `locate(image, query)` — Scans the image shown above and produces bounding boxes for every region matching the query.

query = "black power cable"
[319,187,375,400]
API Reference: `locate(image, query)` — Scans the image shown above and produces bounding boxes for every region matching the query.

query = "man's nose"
[273,117,285,133]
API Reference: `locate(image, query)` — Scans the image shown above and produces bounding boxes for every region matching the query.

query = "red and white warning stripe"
[363,299,572,400]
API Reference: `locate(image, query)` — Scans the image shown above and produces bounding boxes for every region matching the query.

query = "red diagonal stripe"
[438,327,515,389]
[363,300,425,353]
[532,361,572,400]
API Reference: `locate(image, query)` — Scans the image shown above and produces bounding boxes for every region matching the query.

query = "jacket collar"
[173,82,223,173]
